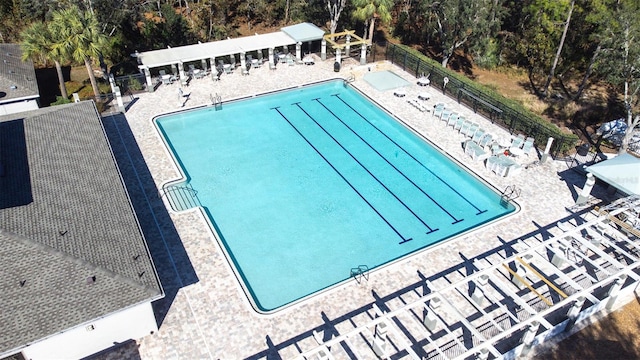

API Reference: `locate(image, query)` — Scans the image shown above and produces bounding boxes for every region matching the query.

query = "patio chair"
[479,133,494,148]
[465,123,480,138]
[454,116,465,131]
[464,139,490,161]
[441,109,452,122]
[521,137,535,156]
[432,103,445,117]
[459,120,472,135]
[490,142,503,156]
[159,70,172,85]
[447,113,459,127]
[471,128,486,143]
[510,134,526,149]
[214,67,223,81]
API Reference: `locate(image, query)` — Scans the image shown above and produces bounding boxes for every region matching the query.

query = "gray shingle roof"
[0,44,39,103]
[0,101,163,356]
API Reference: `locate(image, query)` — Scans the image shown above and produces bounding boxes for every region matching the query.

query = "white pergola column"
[114,86,125,112]
[210,57,216,78]
[345,34,351,56]
[321,39,327,60]
[201,58,207,72]
[268,48,275,65]
[541,137,554,163]
[240,52,246,70]
[576,173,596,205]
[296,42,302,61]
[142,67,153,92]
[335,48,341,63]
[177,62,186,85]
[360,43,367,65]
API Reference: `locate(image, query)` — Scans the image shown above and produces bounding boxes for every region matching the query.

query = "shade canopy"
[137,22,325,70]
[281,22,326,43]
[586,153,640,195]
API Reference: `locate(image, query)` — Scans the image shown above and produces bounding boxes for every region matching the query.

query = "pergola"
[136,22,325,90]
[320,30,369,65]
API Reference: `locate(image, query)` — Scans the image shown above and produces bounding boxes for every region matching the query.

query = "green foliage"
[51,95,72,105]
[472,38,502,70]
[128,76,143,91]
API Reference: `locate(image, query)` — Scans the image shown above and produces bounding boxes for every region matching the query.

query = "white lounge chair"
[432,103,445,117]
[510,134,526,149]
[459,120,472,134]
[471,128,486,143]
[479,133,493,148]
[522,137,535,156]
[440,109,452,122]
[447,113,459,127]
[464,140,490,161]
[464,123,480,138]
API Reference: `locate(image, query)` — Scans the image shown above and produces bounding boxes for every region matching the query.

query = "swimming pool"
[155,79,516,312]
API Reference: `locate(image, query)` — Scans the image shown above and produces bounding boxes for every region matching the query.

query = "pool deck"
[97,57,614,359]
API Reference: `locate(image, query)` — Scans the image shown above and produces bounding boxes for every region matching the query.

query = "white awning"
[586,153,640,195]
[137,23,325,70]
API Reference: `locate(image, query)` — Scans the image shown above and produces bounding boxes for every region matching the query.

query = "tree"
[422,0,500,68]
[20,21,69,100]
[515,0,577,97]
[50,6,108,99]
[540,0,574,97]
[597,0,640,153]
[352,0,394,43]
[326,0,347,34]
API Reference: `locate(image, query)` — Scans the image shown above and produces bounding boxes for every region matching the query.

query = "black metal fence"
[385,43,578,157]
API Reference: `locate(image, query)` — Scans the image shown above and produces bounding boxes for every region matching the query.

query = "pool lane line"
[332,94,488,216]
[313,98,463,225]
[292,101,438,235]
[271,106,415,243]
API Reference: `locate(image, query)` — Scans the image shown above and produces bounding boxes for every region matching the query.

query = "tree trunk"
[620,113,639,153]
[541,0,574,97]
[284,0,290,24]
[84,57,100,98]
[572,44,601,101]
[55,60,68,100]
[368,16,376,44]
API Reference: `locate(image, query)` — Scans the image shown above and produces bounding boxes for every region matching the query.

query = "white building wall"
[21,302,158,360]
[0,99,39,116]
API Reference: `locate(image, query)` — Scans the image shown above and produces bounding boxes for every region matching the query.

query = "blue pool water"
[155,80,516,312]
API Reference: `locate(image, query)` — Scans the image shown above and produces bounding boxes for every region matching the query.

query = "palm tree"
[20,22,69,100]
[50,6,108,99]
[352,0,394,44]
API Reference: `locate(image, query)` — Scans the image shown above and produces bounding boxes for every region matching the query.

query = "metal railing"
[385,43,578,157]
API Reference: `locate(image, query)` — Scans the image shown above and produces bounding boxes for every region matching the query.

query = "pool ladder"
[350,265,369,284]
[210,93,222,109]
[501,185,521,203]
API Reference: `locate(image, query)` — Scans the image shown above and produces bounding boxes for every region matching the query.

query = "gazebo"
[136,23,325,90]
